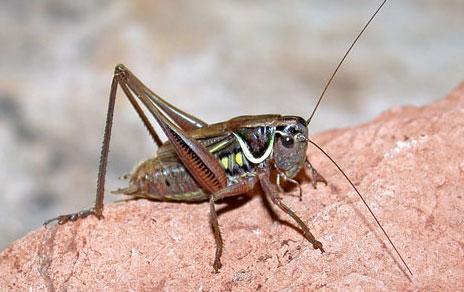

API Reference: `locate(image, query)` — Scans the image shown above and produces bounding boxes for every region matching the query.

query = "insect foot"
[311,239,325,253]
[305,160,328,189]
[213,258,222,273]
[43,208,104,226]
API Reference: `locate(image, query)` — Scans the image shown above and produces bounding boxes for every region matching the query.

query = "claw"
[213,259,222,273]
[311,170,328,189]
[312,240,325,253]
[44,208,103,226]
[305,160,328,189]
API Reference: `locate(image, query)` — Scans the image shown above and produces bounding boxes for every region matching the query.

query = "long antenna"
[308,139,413,276]
[306,0,388,125]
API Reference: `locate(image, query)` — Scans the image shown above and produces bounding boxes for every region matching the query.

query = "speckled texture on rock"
[1,84,463,290]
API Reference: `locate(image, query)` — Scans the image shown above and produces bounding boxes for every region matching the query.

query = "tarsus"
[308,138,413,276]
[307,0,388,125]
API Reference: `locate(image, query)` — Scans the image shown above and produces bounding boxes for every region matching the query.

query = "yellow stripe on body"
[221,156,229,169]
[235,152,244,167]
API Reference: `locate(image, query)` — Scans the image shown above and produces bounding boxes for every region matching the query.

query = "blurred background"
[0,0,463,249]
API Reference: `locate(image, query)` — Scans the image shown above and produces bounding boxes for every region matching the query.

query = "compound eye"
[281,135,294,148]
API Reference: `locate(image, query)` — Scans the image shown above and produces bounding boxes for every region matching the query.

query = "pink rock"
[1,84,463,291]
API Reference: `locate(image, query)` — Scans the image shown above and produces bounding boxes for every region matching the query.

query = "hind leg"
[45,65,208,225]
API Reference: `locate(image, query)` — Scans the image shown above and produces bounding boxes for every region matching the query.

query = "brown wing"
[188,114,282,139]
[154,111,228,194]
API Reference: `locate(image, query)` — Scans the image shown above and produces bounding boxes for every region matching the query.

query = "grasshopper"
[46,0,412,275]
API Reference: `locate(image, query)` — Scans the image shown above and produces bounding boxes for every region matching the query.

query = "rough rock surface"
[1,84,463,291]
[2,0,463,251]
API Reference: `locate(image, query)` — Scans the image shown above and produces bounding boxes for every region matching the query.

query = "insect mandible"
[45,0,412,275]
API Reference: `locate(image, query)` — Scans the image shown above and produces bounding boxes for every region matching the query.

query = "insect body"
[46,0,412,275]
[49,65,326,272]
[115,115,308,202]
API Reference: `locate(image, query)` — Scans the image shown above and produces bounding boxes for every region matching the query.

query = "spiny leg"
[116,64,207,131]
[259,171,324,253]
[277,172,303,201]
[285,177,303,200]
[117,66,240,272]
[209,196,223,273]
[276,172,285,193]
[209,177,258,272]
[45,74,122,225]
[45,65,199,225]
[305,160,328,189]
[117,65,230,196]
[43,208,99,225]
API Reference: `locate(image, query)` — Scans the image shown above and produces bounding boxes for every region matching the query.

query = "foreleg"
[305,160,328,189]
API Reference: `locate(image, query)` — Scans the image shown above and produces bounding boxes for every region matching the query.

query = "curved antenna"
[307,138,413,276]
[306,0,388,125]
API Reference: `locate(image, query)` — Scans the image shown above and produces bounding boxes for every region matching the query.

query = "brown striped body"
[123,157,208,202]
[113,115,291,201]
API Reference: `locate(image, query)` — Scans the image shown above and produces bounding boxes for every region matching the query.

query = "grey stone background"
[0,0,462,250]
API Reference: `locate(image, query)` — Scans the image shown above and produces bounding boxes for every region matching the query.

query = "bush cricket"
[45,0,412,275]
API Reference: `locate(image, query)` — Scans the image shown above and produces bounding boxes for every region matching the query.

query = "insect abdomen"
[115,157,208,202]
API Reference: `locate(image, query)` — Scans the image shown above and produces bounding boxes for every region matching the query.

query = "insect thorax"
[207,126,276,181]
[210,116,309,181]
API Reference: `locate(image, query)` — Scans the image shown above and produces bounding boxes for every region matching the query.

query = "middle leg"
[209,196,223,272]
[259,171,324,253]
[209,176,259,272]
